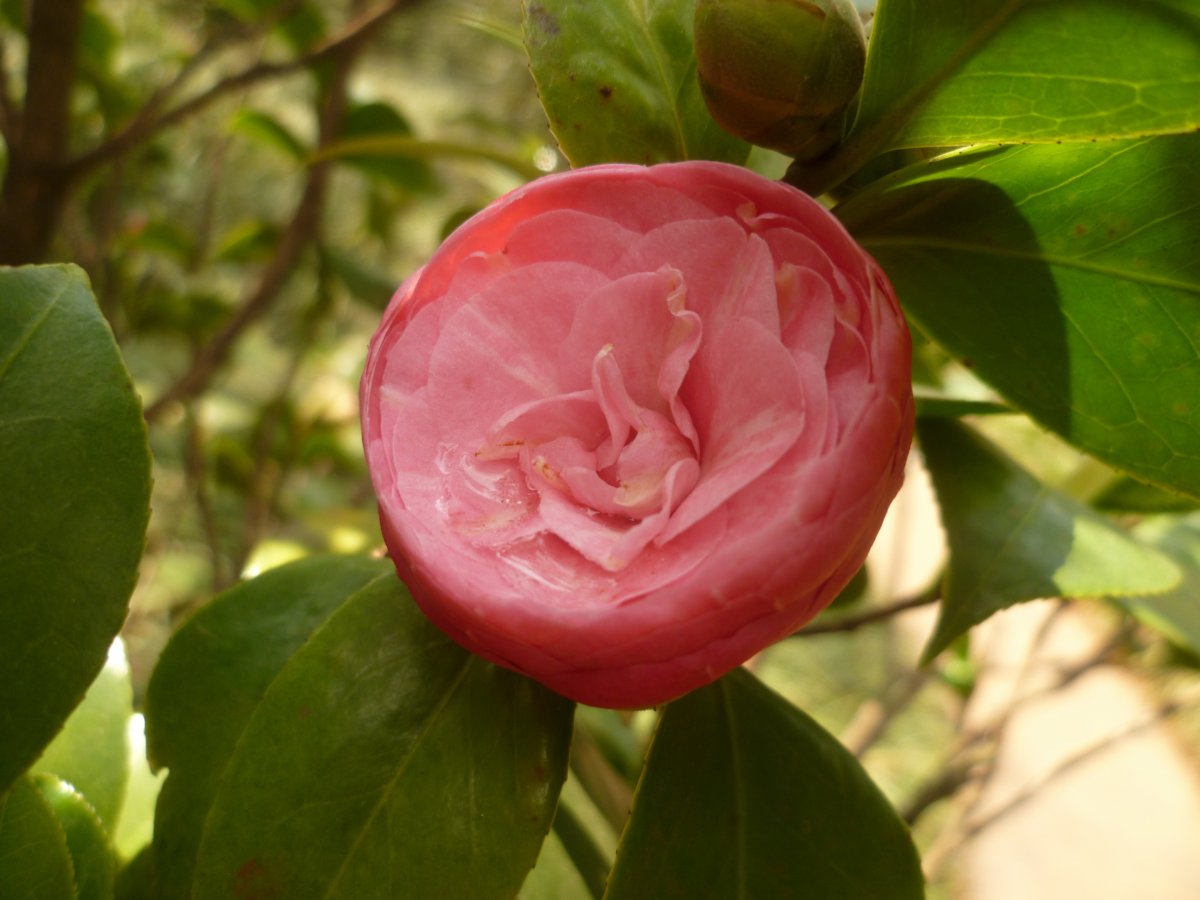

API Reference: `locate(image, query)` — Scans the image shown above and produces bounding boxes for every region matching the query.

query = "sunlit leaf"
[191,574,574,899]
[858,0,1200,152]
[1117,515,1200,656]
[523,0,749,166]
[145,555,390,900]
[33,639,132,832]
[0,265,150,796]
[36,774,117,900]
[604,669,924,900]
[0,776,75,900]
[839,135,1200,499]
[112,714,164,862]
[918,419,1181,662]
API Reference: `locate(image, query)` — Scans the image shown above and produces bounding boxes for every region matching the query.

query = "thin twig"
[923,694,1196,879]
[841,668,931,758]
[0,36,19,144]
[794,591,939,637]
[63,0,416,180]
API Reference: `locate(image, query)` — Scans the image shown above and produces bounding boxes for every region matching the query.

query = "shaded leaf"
[918,418,1180,661]
[1094,477,1200,514]
[839,135,1200,499]
[313,135,541,182]
[191,574,574,900]
[36,774,117,900]
[324,247,400,310]
[337,101,439,192]
[33,639,132,832]
[214,219,282,264]
[114,848,156,900]
[229,109,308,161]
[145,555,390,900]
[523,0,749,166]
[857,0,1200,153]
[604,669,923,900]
[0,776,75,900]
[0,265,150,796]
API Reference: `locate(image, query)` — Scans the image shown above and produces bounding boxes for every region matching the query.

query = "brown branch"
[794,591,939,637]
[63,0,415,180]
[0,0,86,263]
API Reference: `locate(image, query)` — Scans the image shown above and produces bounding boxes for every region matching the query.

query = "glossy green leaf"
[839,135,1200,499]
[145,554,390,900]
[918,419,1181,662]
[1117,516,1200,656]
[847,0,1200,167]
[522,0,749,166]
[604,669,923,900]
[191,574,574,900]
[36,774,117,900]
[0,265,151,796]
[33,639,132,833]
[0,776,75,900]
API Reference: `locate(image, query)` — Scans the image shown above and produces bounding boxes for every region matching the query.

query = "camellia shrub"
[2,1,1199,898]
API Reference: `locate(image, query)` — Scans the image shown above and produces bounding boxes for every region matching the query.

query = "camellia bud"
[695,0,867,160]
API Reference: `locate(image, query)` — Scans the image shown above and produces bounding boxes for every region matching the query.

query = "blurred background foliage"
[4,2,1199,897]
[1,0,560,692]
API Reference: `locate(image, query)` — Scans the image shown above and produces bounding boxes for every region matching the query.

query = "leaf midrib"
[625,0,687,158]
[319,655,477,900]
[860,235,1200,294]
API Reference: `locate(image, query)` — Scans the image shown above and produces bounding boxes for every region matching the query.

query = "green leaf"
[1094,477,1200,514]
[0,776,76,900]
[838,135,1200,499]
[324,247,399,310]
[112,714,164,862]
[313,135,542,183]
[858,0,1200,154]
[917,419,1181,662]
[229,109,308,161]
[0,265,151,796]
[114,848,156,900]
[1117,515,1200,656]
[522,0,749,166]
[913,387,1011,419]
[145,554,390,900]
[33,639,132,832]
[36,774,117,900]
[191,574,574,900]
[604,669,924,900]
[336,102,440,192]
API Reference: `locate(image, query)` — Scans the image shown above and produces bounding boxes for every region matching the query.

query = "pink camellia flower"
[361,161,912,708]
